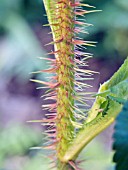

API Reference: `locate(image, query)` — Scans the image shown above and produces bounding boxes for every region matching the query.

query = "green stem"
[61,101,122,162]
[43,0,75,169]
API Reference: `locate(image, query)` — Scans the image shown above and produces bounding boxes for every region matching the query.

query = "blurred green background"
[0,0,128,169]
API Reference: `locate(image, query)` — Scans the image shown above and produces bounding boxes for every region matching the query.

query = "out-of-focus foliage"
[0,124,39,159]
[0,0,45,25]
[0,124,48,170]
[113,101,128,170]
[0,0,47,81]
[80,139,114,170]
[0,16,46,81]
[0,1,49,170]
[83,0,128,59]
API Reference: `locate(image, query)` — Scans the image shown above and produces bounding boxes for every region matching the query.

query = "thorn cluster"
[32,0,96,169]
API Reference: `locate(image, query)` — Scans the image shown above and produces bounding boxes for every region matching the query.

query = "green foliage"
[0,124,51,170]
[80,139,114,170]
[23,155,50,170]
[0,124,41,166]
[0,1,48,82]
[0,0,44,26]
[113,101,128,170]
[0,124,48,170]
[0,14,47,81]
[87,57,128,123]
[83,0,128,58]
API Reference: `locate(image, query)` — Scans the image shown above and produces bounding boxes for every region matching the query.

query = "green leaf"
[104,57,128,89]
[113,101,128,170]
[0,124,41,157]
[61,57,128,162]
[87,57,128,123]
[0,13,47,81]
[95,79,128,100]
[107,95,126,105]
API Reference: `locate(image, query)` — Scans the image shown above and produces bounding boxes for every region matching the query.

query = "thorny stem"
[39,0,128,169]
[43,0,75,169]
[42,0,100,169]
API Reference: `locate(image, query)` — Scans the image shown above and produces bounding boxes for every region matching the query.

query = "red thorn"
[42,103,57,110]
[45,114,56,118]
[31,80,60,89]
[40,118,56,123]
[42,91,57,97]
[45,128,56,133]
[38,57,56,62]
[42,142,57,150]
[69,58,74,65]
[55,37,64,43]
[45,95,57,101]
[40,67,58,73]
[47,133,56,138]
[74,21,84,25]
[51,76,58,80]
[73,39,85,45]
[76,159,86,165]
[70,2,80,7]
[47,50,60,55]
[69,161,82,170]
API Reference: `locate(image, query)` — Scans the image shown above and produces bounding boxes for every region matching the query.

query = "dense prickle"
[32,0,97,169]
[52,0,75,159]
